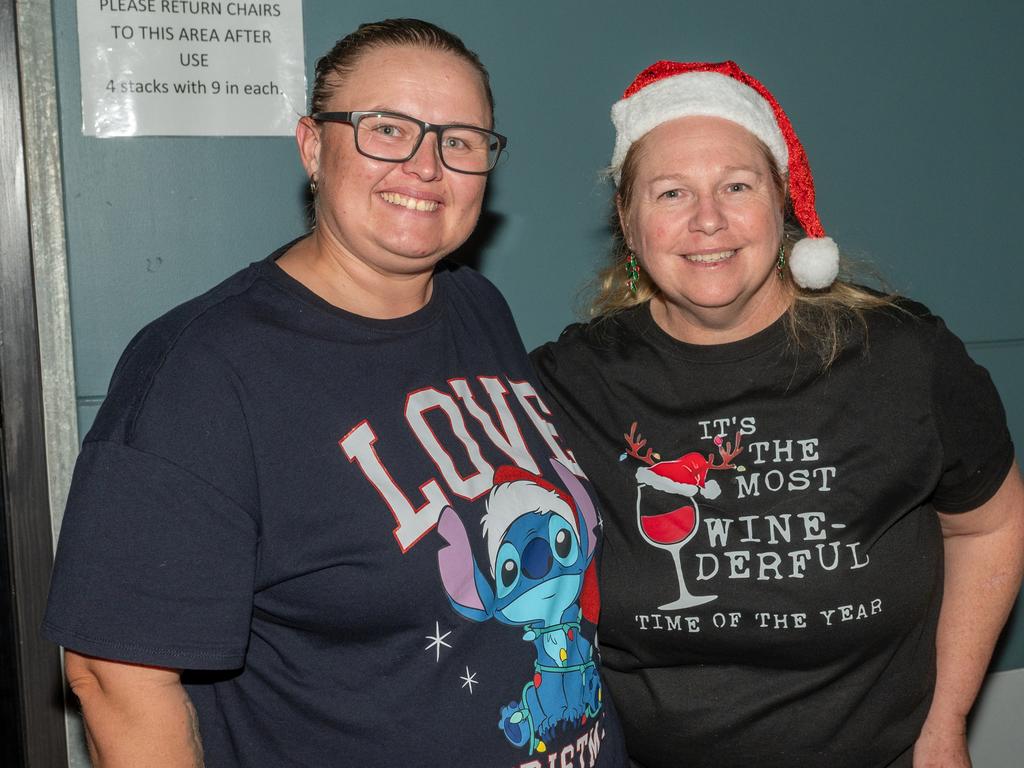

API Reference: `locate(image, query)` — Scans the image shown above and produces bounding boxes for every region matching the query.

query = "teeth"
[685,250,735,263]
[380,192,438,212]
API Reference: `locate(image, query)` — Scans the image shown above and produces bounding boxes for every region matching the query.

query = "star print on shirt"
[460,666,478,694]
[424,621,452,662]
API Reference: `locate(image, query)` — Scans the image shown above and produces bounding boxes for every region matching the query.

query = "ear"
[615,193,633,251]
[295,115,321,180]
[436,507,494,622]
[549,459,599,561]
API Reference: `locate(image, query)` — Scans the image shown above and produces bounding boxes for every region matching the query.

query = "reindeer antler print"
[623,421,658,465]
[707,431,744,471]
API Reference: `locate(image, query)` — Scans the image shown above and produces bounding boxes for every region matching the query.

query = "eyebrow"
[722,165,765,176]
[363,106,491,129]
[646,173,686,185]
[646,166,765,185]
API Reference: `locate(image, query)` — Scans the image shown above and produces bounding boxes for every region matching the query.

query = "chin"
[397,252,449,272]
[679,289,746,311]
[379,238,446,261]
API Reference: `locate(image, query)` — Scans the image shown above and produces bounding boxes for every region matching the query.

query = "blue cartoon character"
[436,458,603,755]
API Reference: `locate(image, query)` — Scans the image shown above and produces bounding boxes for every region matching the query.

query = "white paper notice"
[77,1,306,137]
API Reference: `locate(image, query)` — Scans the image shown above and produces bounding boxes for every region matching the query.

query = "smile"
[685,250,735,263]
[379,191,439,212]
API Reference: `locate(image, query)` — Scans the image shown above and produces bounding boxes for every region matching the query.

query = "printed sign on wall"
[78,1,305,136]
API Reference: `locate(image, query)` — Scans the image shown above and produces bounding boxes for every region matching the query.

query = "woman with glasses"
[44,18,626,768]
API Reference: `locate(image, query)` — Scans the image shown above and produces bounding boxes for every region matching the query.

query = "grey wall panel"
[969,668,1024,766]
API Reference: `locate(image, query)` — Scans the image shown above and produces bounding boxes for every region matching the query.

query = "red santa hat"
[481,466,579,576]
[635,452,722,501]
[611,60,839,290]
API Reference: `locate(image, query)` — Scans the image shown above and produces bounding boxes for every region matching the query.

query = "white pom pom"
[789,237,839,290]
[701,479,721,500]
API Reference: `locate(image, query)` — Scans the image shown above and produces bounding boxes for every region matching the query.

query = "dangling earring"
[309,175,318,197]
[626,251,640,296]
[776,243,786,279]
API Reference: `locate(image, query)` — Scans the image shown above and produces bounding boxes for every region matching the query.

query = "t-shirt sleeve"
[929,317,1015,512]
[43,329,259,669]
[530,337,579,428]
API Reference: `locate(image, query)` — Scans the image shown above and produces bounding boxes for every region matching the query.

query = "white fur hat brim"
[611,71,788,183]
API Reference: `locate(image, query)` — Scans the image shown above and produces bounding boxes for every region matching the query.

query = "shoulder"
[856,293,950,353]
[530,311,644,395]
[532,311,636,366]
[132,262,265,348]
[436,260,527,351]
[437,258,509,307]
[88,260,270,444]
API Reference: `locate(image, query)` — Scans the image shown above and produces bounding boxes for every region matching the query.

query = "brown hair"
[309,18,495,123]
[590,132,897,367]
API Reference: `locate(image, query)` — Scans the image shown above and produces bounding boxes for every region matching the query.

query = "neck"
[278,231,436,319]
[650,285,792,345]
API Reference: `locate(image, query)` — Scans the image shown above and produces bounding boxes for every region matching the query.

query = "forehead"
[328,44,490,125]
[638,115,771,173]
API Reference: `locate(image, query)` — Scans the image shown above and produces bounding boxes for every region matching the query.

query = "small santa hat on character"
[635,452,722,501]
[610,60,839,290]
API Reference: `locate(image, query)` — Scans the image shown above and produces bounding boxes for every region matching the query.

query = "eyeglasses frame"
[310,110,508,175]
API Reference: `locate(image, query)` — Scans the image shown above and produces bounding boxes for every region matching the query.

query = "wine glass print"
[634,455,717,610]
[622,424,744,611]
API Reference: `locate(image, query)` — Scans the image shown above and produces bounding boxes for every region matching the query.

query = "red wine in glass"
[635,488,717,610]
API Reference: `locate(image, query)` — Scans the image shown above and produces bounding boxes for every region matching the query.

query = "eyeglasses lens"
[355,114,498,173]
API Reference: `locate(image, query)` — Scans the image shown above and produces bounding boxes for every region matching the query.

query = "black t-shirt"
[44,245,628,768]
[531,301,1013,768]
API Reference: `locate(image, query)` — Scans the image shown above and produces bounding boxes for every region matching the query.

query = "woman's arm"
[913,461,1024,768]
[65,651,204,768]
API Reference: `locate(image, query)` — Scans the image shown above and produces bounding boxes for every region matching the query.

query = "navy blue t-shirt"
[45,244,627,768]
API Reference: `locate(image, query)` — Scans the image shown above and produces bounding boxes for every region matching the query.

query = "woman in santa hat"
[532,60,1024,768]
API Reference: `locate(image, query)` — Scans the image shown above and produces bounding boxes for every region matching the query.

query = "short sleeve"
[930,318,1015,512]
[43,319,260,669]
[43,441,258,668]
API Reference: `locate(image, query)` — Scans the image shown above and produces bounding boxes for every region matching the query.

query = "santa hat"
[481,466,578,576]
[635,452,722,501]
[611,60,839,290]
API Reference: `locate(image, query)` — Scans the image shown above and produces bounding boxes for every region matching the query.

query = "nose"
[688,194,727,235]
[401,130,443,181]
[521,537,553,580]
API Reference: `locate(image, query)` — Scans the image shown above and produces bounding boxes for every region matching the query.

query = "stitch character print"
[436,458,604,756]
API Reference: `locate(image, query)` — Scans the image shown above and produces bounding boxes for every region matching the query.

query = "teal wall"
[54,0,1023,673]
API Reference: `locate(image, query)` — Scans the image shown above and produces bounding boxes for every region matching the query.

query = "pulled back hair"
[590,133,898,368]
[309,18,495,122]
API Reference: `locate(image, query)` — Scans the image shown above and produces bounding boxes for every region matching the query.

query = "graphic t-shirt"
[44,246,627,768]
[531,301,1013,768]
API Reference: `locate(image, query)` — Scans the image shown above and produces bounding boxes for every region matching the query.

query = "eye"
[658,189,681,200]
[495,542,521,598]
[555,529,571,557]
[373,122,404,138]
[548,516,579,567]
[725,182,750,193]
[442,129,488,155]
[501,559,518,586]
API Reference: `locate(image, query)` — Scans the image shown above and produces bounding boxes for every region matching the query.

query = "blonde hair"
[589,133,898,367]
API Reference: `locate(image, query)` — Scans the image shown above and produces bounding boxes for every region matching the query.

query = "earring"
[626,251,640,296]
[776,243,786,279]
[309,176,318,196]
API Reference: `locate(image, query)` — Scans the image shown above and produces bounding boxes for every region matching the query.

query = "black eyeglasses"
[311,111,507,175]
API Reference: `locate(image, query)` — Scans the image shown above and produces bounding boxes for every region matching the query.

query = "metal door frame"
[2,0,79,765]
